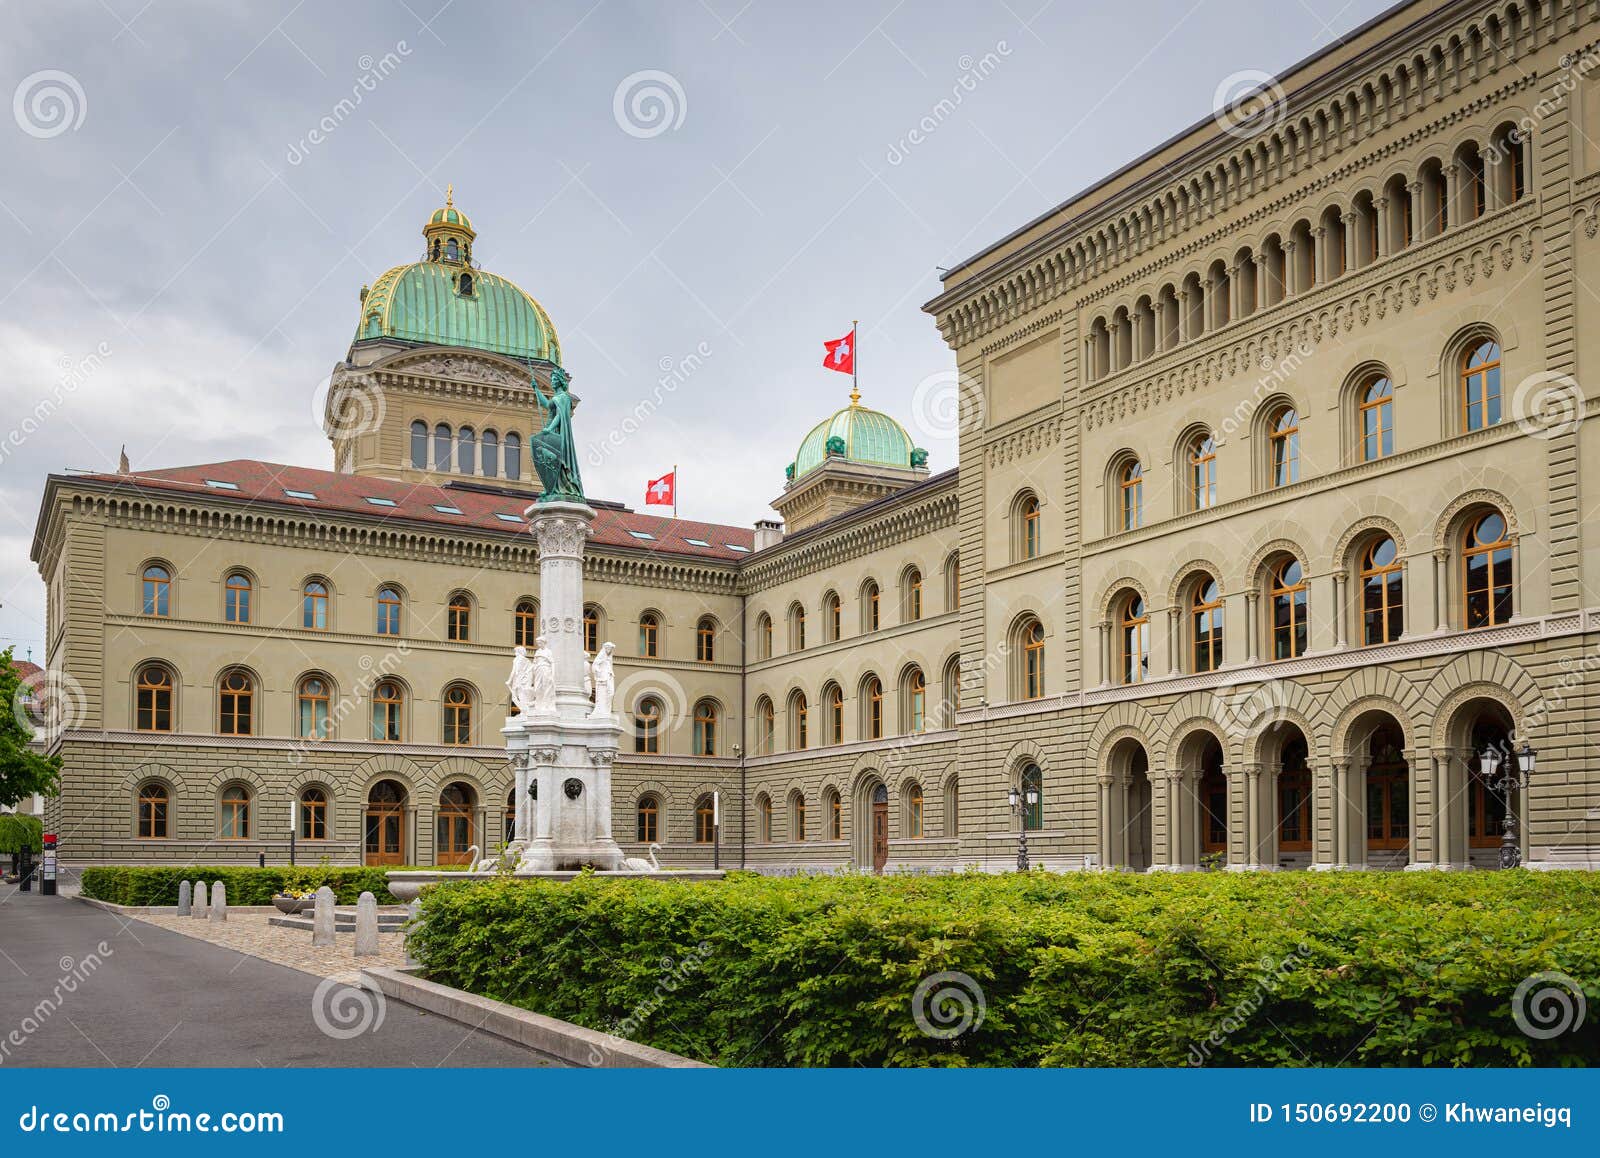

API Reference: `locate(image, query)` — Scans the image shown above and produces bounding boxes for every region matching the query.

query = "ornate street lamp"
[1007,783,1040,872]
[1480,741,1536,869]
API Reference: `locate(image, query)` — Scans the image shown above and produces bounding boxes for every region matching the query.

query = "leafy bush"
[0,813,44,854]
[80,865,411,906]
[410,870,1600,1068]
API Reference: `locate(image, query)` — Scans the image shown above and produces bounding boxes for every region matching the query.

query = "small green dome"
[429,205,473,231]
[793,400,918,479]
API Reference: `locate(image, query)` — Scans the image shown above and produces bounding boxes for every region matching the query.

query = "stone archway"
[1100,735,1153,871]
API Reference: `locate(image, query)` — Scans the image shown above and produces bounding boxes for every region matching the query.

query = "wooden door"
[872,800,889,873]
[365,806,405,865]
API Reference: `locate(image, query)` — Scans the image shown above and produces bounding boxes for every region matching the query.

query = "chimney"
[753,519,783,551]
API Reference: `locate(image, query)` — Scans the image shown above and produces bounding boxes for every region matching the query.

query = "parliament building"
[30,0,1600,872]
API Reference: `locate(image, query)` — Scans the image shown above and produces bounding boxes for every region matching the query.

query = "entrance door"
[365,779,407,866]
[1364,722,1409,854]
[871,784,889,873]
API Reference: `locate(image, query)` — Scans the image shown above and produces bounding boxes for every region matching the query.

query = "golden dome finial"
[850,385,861,406]
[445,182,454,208]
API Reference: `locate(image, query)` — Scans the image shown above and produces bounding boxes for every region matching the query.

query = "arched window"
[433,423,453,472]
[1269,558,1309,660]
[756,612,773,659]
[137,781,169,838]
[789,691,808,750]
[824,591,842,642]
[696,616,716,663]
[1016,493,1041,560]
[481,430,498,477]
[457,426,476,475]
[1359,376,1393,461]
[224,572,252,624]
[1020,763,1043,830]
[904,568,923,621]
[1360,537,1404,645]
[503,432,522,480]
[302,580,329,630]
[791,791,807,842]
[825,787,842,840]
[1461,339,1502,431]
[437,782,474,864]
[410,420,429,469]
[863,580,881,632]
[693,700,718,756]
[906,782,924,838]
[142,564,171,617]
[906,668,927,734]
[638,612,660,658]
[757,795,772,844]
[694,795,715,843]
[756,696,775,754]
[863,675,883,740]
[944,554,960,613]
[789,603,806,651]
[1188,433,1217,510]
[218,669,253,736]
[1019,618,1045,700]
[1119,594,1149,685]
[299,787,328,840]
[515,599,538,647]
[459,272,474,296]
[447,593,472,642]
[636,794,660,843]
[377,586,402,635]
[583,605,600,654]
[298,676,331,740]
[504,788,516,846]
[136,665,173,732]
[1463,511,1514,629]
[944,775,959,837]
[1191,577,1224,673]
[220,784,251,839]
[1268,406,1300,488]
[1119,460,1143,530]
[634,696,662,754]
[372,680,403,742]
[442,684,473,746]
[824,683,844,745]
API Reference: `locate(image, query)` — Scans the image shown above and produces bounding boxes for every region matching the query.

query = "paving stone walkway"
[124,909,409,984]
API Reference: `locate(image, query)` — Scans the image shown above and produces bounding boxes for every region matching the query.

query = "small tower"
[772,388,930,534]
[422,182,477,266]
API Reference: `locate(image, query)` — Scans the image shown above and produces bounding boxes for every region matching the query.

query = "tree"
[0,648,61,808]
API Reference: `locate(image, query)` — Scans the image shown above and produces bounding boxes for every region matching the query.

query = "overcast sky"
[0,0,1394,662]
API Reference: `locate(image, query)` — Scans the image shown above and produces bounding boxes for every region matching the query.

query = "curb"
[73,896,291,917]
[359,965,710,1069]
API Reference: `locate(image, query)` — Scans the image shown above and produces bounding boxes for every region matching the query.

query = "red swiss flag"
[822,331,854,375]
[645,470,675,507]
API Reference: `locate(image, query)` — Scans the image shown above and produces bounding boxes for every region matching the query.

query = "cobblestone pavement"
[125,909,409,984]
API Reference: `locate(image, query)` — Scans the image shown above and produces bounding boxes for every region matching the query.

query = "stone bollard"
[209,880,227,923]
[176,879,192,916]
[311,885,336,948]
[403,900,421,967]
[354,891,379,957]
[192,880,209,920]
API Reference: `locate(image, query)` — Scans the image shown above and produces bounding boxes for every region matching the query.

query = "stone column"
[1243,592,1261,665]
[1408,179,1425,242]
[1333,573,1350,649]
[1166,607,1182,677]
[1282,238,1298,296]
[1097,620,1112,687]
[1312,226,1326,286]
[1443,163,1460,231]
[1432,549,1451,632]
[1253,252,1270,309]
[1332,759,1352,868]
[1311,764,1337,869]
[1097,774,1115,868]
[1342,211,1359,273]
[1373,197,1389,259]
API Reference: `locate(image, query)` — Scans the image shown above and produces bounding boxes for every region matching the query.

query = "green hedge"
[79,865,416,906]
[410,870,1600,1067]
[0,814,44,854]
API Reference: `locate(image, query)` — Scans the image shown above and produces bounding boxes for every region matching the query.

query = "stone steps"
[268,910,411,934]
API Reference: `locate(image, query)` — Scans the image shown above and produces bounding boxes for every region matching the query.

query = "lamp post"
[1480,741,1536,869]
[1007,783,1039,872]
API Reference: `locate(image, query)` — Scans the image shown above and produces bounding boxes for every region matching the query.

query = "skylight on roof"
[495,513,523,523]
[727,544,751,553]
[365,497,397,507]
[627,530,656,541]
[432,504,463,515]
[203,480,239,490]
[283,488,317,500]
[683,537,710,547]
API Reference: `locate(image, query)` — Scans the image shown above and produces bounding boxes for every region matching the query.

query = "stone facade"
[28,0,1600,872]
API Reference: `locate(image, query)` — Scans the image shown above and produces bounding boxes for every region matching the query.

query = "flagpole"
[851,319,859,405]
[673,463,678,520]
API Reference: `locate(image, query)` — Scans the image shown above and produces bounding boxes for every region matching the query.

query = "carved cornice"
[984,415,1064,468]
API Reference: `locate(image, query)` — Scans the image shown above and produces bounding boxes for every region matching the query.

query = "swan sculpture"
[621,843,662,873]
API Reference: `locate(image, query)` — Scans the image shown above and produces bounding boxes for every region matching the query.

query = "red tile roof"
[8,659,41,682]
[70,460,755,562]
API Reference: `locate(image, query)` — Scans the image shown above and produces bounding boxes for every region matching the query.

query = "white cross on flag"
[822,330,854,375]
[645,470,675,507]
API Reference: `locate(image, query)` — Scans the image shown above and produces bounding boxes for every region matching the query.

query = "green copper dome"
[352,192,561,364]
[793,399,919,479]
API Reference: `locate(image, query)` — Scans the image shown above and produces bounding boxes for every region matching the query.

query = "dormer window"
[458,272,474,296]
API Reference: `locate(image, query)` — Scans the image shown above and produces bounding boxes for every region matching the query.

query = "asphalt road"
[0,889,562,1067]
